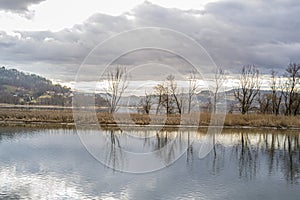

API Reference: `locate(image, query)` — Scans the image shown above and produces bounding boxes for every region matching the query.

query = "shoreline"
[1,119,300,131]
[0,108,299,130]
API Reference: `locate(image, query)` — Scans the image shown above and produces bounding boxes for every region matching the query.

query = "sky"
[0,0,300,85]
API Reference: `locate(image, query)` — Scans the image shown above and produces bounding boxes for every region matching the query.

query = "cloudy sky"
[0,0,299,84]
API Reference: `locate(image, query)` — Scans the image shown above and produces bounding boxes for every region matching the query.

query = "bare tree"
[167,75,183,114]
[104,66,128,113]
[138,92,153,114]
[154,83,167,114]
[187,72,199,113]
[258,93,272,114]
[234,65,260,114]
[282,63,300,116]
[179,88,187,114]
[213,67,226,113]
[269,70,283,115]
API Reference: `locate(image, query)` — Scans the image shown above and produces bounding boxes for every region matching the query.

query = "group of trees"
[145,73,199,115]
[103,66,200,115]
[154,75,184,115]
[234,63,300,115]
[103,63,300,116]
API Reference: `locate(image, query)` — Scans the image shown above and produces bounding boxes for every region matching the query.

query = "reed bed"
[0,108,299,128]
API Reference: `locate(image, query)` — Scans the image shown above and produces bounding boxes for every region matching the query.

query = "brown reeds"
[0,108,299,128]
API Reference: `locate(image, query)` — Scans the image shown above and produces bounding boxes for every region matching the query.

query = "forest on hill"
[0,67,72,106]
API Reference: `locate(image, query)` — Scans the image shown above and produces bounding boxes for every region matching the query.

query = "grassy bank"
[0,108,299,129]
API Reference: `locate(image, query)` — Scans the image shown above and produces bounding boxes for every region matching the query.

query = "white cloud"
[0,0,217,32]
[0,0,300,82]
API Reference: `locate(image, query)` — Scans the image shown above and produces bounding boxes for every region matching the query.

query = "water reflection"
[235,132,259,179]
[264,133,300,184]
[210,130,300,184]
[96,129,189,172]
[79,127,300,183]
[106,130,123,171]
[0,126,300,199]
[0,167,93,199]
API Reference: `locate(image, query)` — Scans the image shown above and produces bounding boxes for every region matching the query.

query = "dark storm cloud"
[0,0,45,12]
[132,1,300,73]
[1,0,300,81]
[203,0,300,72]
[0,0,45,18]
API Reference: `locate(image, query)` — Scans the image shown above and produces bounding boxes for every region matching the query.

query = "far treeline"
[102,63,300,116]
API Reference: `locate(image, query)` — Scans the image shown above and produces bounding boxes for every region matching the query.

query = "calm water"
[0,126,299,199]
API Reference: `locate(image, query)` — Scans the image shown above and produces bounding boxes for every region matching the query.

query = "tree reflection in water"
[234,132,259,180]
[151,130,185,166]
[280,134,300,184]
[258,132,300,184]
[92,128,300,182]
[2,126,294,182]
[104,130,123,171]
[153,131,176,165]
[186,131,194,164]
[221,130,300,184]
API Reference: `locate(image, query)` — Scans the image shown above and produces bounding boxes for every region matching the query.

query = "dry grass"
[224,113,300,128]
[0,108,299,128]
[0,109,74,123]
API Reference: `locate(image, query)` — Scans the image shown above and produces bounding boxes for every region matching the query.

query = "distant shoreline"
[0,107,299,130]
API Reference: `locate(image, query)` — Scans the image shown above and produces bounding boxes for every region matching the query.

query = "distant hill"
[0,67,72,106]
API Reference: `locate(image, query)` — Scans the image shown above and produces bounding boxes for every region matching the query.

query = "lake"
[0,125,299,199]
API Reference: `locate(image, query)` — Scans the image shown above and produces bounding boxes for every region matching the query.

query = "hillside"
[0,67,72,106]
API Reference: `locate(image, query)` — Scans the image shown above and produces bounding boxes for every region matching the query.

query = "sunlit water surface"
[0,126,299,200]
